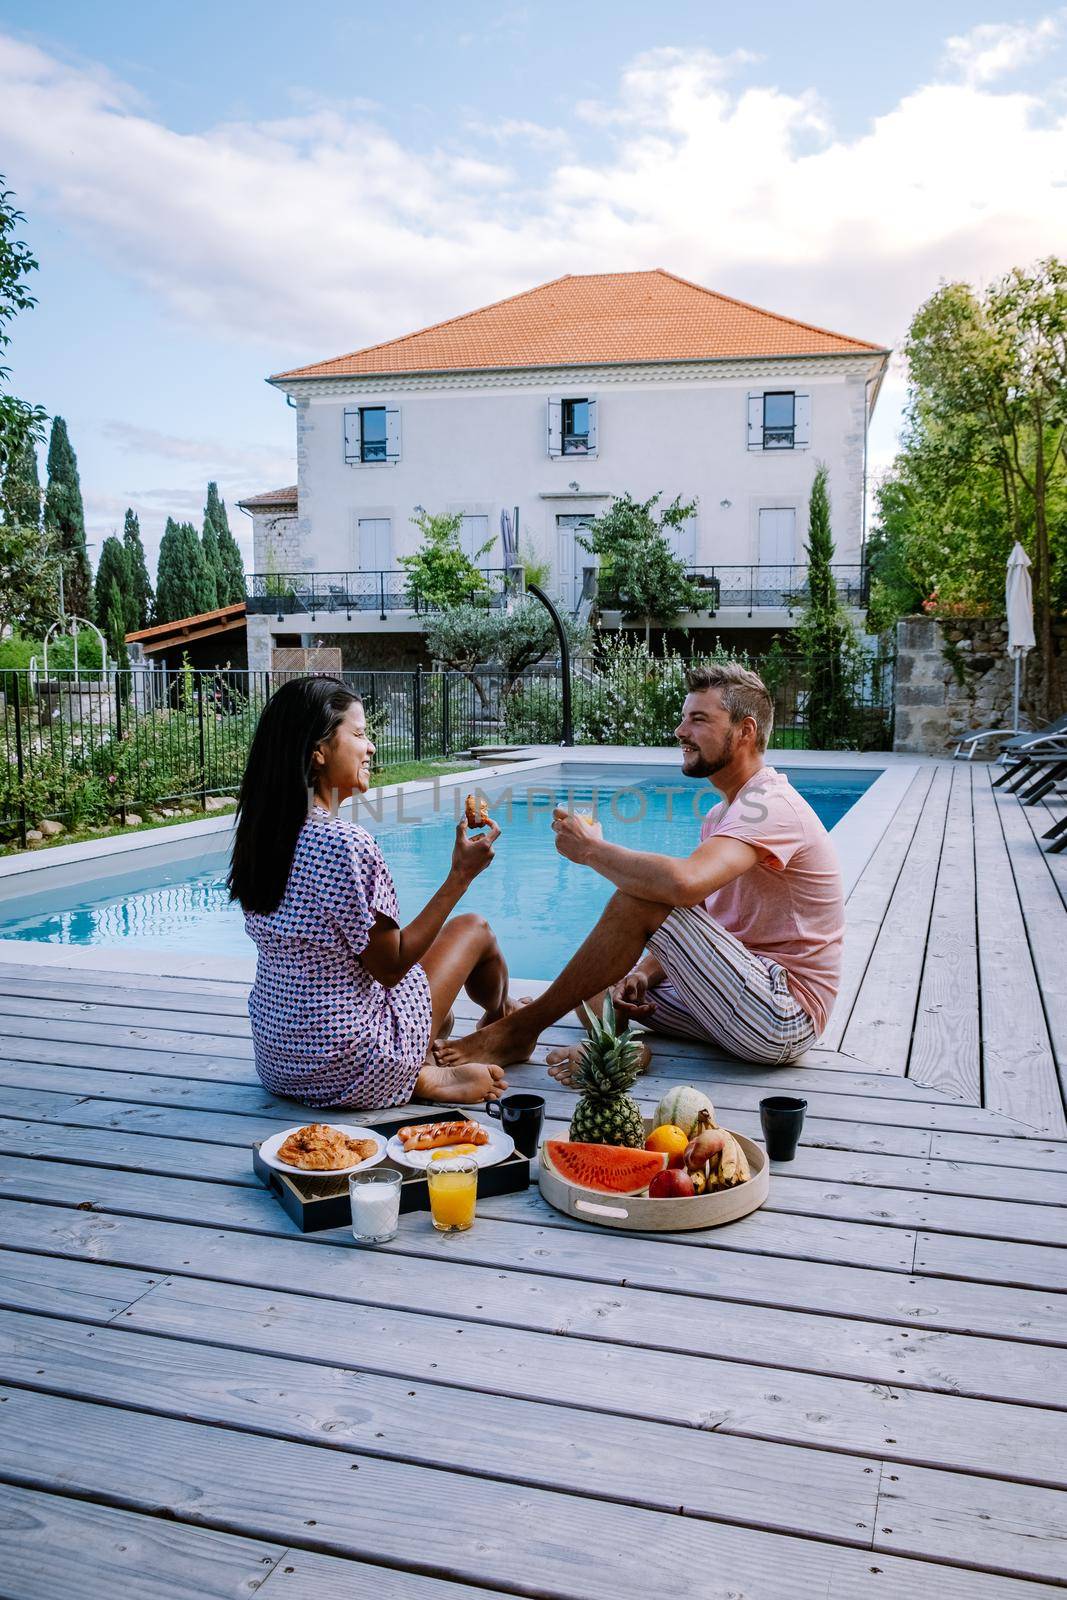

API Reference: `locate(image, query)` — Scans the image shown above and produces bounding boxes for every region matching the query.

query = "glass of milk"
[349,1168,403,1243]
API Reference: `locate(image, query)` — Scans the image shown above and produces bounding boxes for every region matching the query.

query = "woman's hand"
[450,817,500,884]
[551,806,603,865]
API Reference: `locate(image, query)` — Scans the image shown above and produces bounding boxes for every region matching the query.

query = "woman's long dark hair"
[228,676,361,914]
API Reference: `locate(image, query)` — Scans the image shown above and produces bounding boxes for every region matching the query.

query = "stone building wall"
[894,614,1067,755]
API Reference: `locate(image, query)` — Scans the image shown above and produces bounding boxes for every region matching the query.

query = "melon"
[543,1140,666,1194]
[654,1086,715,1137]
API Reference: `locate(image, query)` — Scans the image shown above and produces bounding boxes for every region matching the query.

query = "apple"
[648,1168,695,1199]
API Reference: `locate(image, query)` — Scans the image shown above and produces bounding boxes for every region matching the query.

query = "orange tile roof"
[236,485,297,509]
[272,270,887,382]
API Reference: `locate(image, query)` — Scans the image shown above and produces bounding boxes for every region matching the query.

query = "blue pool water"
[0,763,876,979]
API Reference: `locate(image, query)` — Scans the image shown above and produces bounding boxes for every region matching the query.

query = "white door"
[355,517,393,571]
[757,508,796,570]
[556,515,593,610]
[459,514,492,565]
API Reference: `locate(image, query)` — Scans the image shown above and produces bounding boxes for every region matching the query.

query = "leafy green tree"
[400,510,491,610]
[0,179,46,481]
[795,464,863,749]
[0,520,60,639]
[579,492,700,645]
[94,535,131,630]
[205,481,245,605]
[104,577,130,672]
[44,416,93,619]
[425,600,589,707]
[2,432,40,529]
[122,509,153,629]
[155,517,212,622]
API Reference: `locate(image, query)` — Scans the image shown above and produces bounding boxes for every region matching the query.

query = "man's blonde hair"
[684,660,774,752]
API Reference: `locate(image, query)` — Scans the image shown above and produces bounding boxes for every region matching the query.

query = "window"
[562,398,590,455]
[763,393,795,449]
[459,514,492,562]
[355,518,392,571]
[360,406,387,462]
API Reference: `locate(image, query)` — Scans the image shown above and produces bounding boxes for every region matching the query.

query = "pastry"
[277,1124,377,1171]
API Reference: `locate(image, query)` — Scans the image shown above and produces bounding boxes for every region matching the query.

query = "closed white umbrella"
[1006,541,1035,732]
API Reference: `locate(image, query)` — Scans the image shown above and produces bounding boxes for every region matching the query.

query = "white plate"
[387,1120,514,1170]
[258,1123,387,1177]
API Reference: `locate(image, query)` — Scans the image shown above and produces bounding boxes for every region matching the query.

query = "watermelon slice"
[543,1140,667,1194]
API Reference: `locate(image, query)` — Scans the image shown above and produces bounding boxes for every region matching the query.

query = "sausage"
[397,1119,489,1150]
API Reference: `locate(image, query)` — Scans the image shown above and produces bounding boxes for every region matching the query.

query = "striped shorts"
[646,906,817,1065]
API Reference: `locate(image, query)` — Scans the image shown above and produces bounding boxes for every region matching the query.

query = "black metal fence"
[0,652,894,843]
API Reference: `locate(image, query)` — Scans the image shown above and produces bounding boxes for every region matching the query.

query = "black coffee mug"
[485,1091,545,1158]
[759,1096,807,1161]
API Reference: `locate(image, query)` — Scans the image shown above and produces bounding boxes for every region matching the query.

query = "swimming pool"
[0,760,878,980]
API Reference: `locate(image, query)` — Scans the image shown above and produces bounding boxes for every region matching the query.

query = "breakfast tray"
[253,1106,530,1233]
[538,1128,768,1233]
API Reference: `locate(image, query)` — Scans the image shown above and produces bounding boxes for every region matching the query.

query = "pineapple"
[569,996,647,1148]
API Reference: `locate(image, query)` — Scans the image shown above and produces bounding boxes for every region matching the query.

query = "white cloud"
[1,29,1065,384]
[944,15,1061,86]
[101,421,293,475]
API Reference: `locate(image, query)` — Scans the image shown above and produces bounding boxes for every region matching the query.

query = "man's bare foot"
[546,1041,652,1088]
[414,1060,508,1103]
[478,994,533,1030]
[434,1007,541,1069]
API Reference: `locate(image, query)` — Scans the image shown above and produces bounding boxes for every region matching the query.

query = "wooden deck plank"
[821,766,934,1053]
[914,1229,1067,1292]
[0,1482,287,1600]
[0,1309,880,1546]
[876,1463,1067,1585]
[840,766,952,1074]
[3,1386,1064,1599]
[908,764,981,1100]
[972,769,1067,1135]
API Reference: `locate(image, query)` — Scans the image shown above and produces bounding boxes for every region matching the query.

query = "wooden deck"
[0,756,1066,1596]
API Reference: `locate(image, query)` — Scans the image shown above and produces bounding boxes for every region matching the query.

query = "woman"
[228,676,510,1108]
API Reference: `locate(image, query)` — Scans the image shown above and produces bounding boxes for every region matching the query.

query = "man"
[437,660,844,1072]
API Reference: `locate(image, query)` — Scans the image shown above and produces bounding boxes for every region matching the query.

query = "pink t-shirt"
[699,767,844,1035]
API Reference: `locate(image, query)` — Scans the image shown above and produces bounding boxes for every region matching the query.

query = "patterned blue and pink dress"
[245,807,432,1108]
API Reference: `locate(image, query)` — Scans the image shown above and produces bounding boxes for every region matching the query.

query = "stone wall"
[894,614,1067,755]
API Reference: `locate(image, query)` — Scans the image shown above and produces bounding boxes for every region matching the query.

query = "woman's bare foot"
[478,994,533,1030]
[414,1059,508,1103]
[546,1041,652,1088]
[434,1006,541,1069]
[435,1009,455,1042]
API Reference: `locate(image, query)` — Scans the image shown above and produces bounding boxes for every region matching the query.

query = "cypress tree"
[122,508,153,630]
[104,577,130,671]
[156,517,208,623]
[796,464,859,748]
[43,416,93,618]
[94,535,131,627]
[200,509,221,611]
[1,433,41,528]
[207,481,245,605]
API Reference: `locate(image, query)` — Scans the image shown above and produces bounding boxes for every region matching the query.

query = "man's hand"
[551,806,602,865]
[610,969,655,1023]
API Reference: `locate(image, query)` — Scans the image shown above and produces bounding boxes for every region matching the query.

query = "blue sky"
[2,2,1066,574]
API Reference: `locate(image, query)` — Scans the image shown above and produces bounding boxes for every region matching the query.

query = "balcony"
[246,568,515,620]
[597,563,869,617]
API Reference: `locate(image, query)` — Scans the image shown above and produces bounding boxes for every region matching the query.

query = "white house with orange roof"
[243,270,889,670]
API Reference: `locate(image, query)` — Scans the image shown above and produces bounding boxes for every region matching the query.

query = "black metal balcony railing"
[597,564,869,615]
[246,568,514,619]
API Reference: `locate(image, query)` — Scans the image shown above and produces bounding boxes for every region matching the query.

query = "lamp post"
[524,580,573,747]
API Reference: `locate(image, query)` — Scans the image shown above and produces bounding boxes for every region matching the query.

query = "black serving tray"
[252,1105,531,1233]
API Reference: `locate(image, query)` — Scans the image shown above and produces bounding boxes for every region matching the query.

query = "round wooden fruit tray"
[538,1131,768,1232]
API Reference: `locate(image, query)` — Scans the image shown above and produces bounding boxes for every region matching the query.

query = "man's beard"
[681,726,734,778]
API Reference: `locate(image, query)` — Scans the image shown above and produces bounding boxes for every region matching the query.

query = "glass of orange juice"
[425,1154,477,1232]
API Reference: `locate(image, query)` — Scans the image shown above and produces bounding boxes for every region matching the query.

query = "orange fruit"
[644,1123,689,1158]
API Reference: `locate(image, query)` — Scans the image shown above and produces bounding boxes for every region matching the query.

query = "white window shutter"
[343,408,361,464]
[385,407,402,462]
[586,397,598,455]
[793,393,811,448]
[547,396,562,458]
[747,393,763,449]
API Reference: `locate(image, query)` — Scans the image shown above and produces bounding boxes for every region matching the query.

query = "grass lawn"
[1,758,480,856]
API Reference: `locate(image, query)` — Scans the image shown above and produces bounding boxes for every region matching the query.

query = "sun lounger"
[957,713,1067,764]
[988,719,1067,787]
